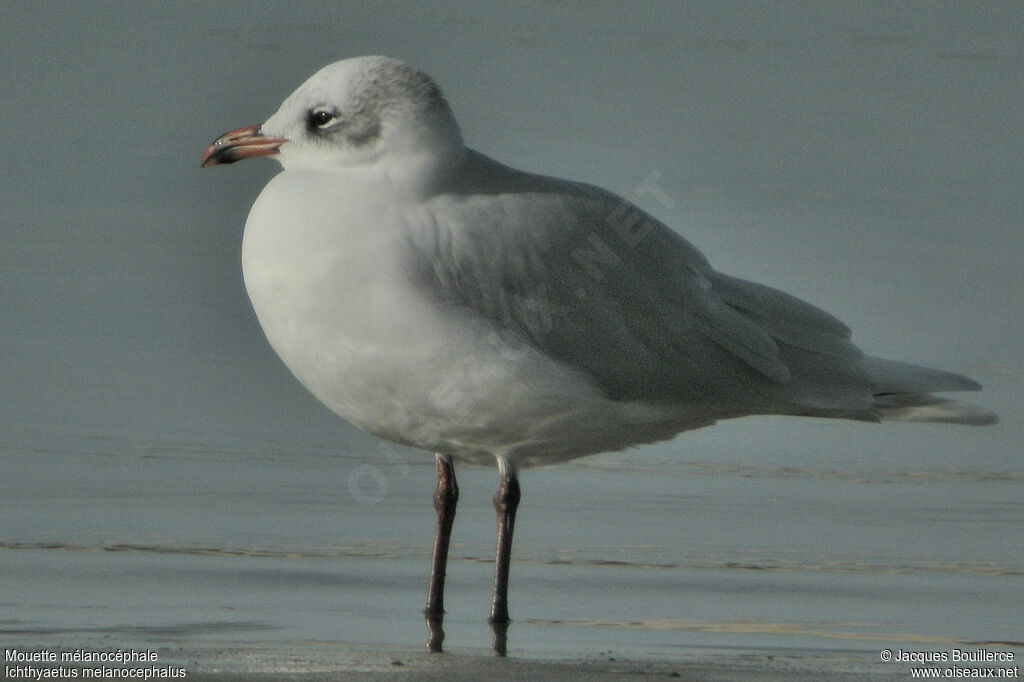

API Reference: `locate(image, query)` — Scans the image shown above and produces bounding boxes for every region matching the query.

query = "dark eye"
[309,107,338,129]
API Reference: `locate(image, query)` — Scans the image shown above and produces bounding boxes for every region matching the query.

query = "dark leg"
[489,457,520,657]
[425,453,458,653]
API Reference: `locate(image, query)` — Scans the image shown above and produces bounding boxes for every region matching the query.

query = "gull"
[200,56,997,655]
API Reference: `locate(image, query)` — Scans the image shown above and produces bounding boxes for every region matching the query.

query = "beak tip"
[200,124,284,168]
[199,150,220,168]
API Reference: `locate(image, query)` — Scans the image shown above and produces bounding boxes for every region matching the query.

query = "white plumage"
[201,56,996,653]
[212,56,994,468]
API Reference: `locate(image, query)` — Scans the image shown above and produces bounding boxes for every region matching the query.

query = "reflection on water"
[2,431,1021,658]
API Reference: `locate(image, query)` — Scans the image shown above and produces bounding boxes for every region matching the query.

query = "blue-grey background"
[2,1,1021,663]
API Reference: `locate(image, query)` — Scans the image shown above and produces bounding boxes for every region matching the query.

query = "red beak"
[200,124,288,167]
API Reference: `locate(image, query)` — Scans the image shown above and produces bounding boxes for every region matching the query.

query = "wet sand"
[6,643,915,681]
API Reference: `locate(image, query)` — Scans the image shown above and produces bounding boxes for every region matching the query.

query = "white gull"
[201,55,996,655]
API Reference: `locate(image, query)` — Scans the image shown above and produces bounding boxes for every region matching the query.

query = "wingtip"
[875,395,999,426]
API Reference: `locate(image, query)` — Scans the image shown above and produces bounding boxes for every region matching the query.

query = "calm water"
[3,425,1021,658]
[2,0,1021,666]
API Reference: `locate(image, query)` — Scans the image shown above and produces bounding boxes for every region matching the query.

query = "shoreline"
[3,642,952,681]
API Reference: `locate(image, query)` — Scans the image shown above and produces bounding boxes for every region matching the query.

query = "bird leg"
[489,457,520,657]
[425,453,458,653]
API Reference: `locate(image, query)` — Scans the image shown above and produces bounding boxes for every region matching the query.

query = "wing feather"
[404,152,794,403]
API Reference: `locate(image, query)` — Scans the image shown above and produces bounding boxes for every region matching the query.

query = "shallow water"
[3,428,1021,658]
[2,0,1022,667]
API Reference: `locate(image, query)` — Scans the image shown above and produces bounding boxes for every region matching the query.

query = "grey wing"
[406,173,802,405]
[402,155,991,424]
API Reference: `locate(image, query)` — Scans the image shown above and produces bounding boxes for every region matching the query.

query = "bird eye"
[309,107,338,129]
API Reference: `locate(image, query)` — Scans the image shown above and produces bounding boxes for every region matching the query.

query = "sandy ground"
[4,643,921,681]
